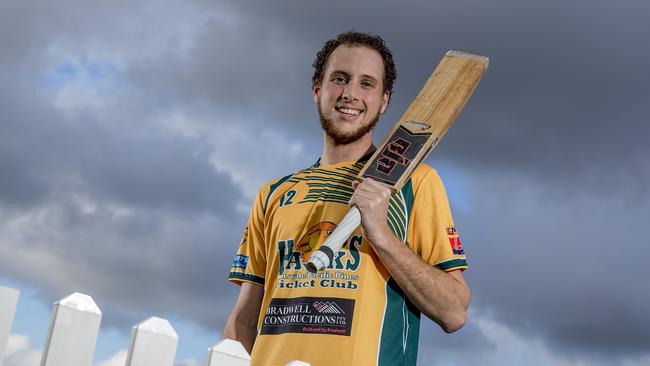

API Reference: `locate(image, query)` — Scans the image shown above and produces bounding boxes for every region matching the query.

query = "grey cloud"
[455,169,650,360]
[1,0,650,363]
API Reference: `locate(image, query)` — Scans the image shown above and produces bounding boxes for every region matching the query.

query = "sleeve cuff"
[434,258,468,271]
[228,272,265,286]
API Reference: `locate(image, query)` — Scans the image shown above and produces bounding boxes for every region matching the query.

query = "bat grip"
[305,205,361,273]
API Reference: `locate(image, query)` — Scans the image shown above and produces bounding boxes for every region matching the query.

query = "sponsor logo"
[448,237,464,255]
[446,226,464,255]
[313,301,345,314]
[261,297,355,336]
[376,138,411,175]
[231,254,249,269]
[405,120,432,131]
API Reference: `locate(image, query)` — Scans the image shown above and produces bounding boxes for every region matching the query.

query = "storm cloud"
[1,0,648,364]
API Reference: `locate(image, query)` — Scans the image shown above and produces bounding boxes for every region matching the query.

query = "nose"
[342,82,359,101]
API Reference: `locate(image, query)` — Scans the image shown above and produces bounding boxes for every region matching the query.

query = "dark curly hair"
[312,31,397,102]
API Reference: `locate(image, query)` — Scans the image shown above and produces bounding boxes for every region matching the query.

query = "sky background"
[1,0,649,365]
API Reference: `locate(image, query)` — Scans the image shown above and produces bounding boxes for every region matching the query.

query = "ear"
[312,83,321,104]
[379,91,389,114]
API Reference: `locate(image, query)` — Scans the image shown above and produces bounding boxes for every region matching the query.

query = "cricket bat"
[305,50,489,273]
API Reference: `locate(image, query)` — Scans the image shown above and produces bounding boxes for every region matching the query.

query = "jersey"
[228,156,467,366]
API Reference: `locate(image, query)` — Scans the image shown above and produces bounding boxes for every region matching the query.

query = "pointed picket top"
[56,292,101,315]
[126,316,178,366]
[285,361,311,366]
[205,339,251,366]
[211,339,250,359]
[134,316,178,338]
[41,292,102,366]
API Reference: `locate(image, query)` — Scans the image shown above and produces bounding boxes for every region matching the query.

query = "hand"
[349,178,394,247]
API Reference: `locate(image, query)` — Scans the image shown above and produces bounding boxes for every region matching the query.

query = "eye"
[361,80,376,89]
[332,76,347,84]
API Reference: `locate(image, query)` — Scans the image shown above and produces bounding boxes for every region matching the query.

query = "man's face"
[313,45,389,145]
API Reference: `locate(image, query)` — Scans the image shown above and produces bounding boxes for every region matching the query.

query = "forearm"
[368,226,470,333]
[223,282,264,354]
[223,312,258,354]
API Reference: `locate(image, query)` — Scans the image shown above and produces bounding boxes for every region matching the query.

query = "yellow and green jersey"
[229,156,467,366]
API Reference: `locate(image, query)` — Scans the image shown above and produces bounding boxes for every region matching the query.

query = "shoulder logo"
[231,254,249,269]
[446,226,464,255]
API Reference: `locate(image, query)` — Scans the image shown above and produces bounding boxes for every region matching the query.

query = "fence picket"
[0,285,20,363]
[125,316,178,366]
[40,292,101,366]
[0,288,311,366]
[205,339,250,366]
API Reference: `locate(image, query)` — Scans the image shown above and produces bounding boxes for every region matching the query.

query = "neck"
[320,132,374,165]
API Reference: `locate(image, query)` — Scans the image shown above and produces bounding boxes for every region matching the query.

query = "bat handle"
[305,206,361,273]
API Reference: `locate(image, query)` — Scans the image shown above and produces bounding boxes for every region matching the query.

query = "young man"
[225,32,470,365]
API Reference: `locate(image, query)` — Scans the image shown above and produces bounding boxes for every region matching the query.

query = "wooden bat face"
[357,51,488,192]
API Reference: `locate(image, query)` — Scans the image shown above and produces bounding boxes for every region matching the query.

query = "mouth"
[335,106,363,117]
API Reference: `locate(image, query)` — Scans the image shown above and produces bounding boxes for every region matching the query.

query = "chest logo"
[295,222,337,262]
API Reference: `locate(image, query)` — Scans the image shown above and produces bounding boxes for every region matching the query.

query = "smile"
[335,107,362,116]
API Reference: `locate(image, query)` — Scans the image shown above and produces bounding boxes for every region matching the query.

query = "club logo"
[295,222,337,262]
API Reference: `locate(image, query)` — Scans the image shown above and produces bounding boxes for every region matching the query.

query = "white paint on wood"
[205,339,250,366]
[125,316,178,366]
[0,285,20,363]
[40,292,102,366]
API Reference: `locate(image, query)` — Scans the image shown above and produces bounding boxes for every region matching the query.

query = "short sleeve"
[228,187,267,286]
[406,167,467,272]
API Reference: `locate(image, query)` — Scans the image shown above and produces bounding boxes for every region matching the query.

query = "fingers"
[349,178,391,208]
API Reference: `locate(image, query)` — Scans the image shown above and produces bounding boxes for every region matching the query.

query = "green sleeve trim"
[400,178,414,222]
[434,258,468,270]
[228,272,265,286]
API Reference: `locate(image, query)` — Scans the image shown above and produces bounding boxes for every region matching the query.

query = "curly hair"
[312,31,397,101]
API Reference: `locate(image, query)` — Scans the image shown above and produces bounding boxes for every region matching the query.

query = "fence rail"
[0,284,309,366]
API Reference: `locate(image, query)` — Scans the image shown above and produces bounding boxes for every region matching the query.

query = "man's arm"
[350,178,470,333]
[223,282,264,354]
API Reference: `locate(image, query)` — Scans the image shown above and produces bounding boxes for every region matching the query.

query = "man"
[225,31,470,366]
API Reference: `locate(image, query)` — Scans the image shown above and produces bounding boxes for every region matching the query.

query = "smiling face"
[313,45,389,146]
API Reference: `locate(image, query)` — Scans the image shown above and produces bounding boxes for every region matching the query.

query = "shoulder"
[409,163,444,191]
[260,172,296,193]
[256,168,307,211]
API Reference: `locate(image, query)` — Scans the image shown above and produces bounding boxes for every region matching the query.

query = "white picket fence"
[0,285,309,366]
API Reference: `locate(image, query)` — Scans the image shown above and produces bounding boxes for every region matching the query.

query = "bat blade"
[360,50,489,192]
[305,50,489,273]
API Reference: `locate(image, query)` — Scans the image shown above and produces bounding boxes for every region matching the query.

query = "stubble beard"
[318,99,380,146]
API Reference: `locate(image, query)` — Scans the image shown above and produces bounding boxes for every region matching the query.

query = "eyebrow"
[330,70,380,83]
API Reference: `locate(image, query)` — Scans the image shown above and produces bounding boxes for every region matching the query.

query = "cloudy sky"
[1,0,649,365]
